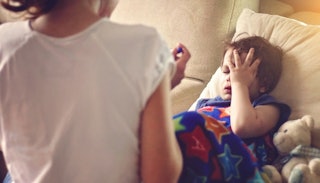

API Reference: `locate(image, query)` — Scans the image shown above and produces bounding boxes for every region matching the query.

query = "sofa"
[111,0,320,115]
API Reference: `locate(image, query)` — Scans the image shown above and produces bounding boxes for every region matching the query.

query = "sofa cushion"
[259,0,294,16]
[289,11,320,25]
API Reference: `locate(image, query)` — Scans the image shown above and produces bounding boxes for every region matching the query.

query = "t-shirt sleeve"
[252,94,291,130]
[140,31,175,107]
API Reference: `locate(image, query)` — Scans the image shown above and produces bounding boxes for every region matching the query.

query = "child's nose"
[226,74,230,81]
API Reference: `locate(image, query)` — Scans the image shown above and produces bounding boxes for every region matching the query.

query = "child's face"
[218,48,263,101]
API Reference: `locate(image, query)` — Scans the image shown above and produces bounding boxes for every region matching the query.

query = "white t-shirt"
[0,18,175,183]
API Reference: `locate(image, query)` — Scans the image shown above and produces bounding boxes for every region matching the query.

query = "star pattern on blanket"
[174,111,270,182]
[210,156,223,181]
[197,106,214,112]
[247,169,266,183]
[218,144,243,181]
[247,143,260,162]
[203,115,230,143]
[179,126,212,162]
[173,116,186,132]
[218,107,230,118]
[186,168,208,183]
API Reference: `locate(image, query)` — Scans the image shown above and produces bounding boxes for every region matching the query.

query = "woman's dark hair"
[223,36,283,94]
[1,0,58,19]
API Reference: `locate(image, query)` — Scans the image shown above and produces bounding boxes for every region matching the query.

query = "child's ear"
[259,78,268,93]
[259,86,267,93]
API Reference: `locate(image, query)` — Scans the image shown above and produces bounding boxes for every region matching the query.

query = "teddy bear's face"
[273,119,312,155]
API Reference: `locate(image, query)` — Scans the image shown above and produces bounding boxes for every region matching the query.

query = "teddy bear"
[262,115,320,183]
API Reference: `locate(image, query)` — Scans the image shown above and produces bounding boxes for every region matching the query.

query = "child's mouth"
[224,86,232,94]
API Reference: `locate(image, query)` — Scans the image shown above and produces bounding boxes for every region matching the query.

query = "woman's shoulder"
[0,20,30,36]
[92,19,167,59]
[0,21,32,52]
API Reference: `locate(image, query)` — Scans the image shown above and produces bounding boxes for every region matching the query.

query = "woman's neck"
[30,1,102,37]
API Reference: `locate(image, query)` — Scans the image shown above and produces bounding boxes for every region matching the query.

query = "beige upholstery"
[260,0,320,25]
[111,0,259,114]
[259,0,294,16]
[289,11,320,25]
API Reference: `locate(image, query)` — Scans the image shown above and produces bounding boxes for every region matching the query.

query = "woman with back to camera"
[0,0,191,182]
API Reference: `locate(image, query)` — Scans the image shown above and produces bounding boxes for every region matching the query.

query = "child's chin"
[221,94,231,100]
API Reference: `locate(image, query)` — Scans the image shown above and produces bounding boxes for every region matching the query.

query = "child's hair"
[223,36,283,94]
[1,0,57,19]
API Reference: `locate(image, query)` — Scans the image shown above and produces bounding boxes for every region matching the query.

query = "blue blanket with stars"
[174,109,270,183]
[174,94,290,182]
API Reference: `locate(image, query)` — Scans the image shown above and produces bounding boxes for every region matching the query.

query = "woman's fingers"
[172,43,191,61]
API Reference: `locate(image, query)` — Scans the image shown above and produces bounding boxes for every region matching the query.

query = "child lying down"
[174,36,291,182]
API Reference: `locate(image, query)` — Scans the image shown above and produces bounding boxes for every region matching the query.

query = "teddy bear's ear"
[301,115,320,148]
[301,115,314,129]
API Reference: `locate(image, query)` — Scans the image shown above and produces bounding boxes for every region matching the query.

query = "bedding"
[174,110,268,182]
[175,93,290,182]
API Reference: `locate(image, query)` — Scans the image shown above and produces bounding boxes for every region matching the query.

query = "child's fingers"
[233,49,241,67]
[244,48,255,66]
[227,57,235,69]
[251,58,261,71]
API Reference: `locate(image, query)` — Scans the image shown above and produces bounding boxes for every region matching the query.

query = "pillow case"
[190,9,320,124]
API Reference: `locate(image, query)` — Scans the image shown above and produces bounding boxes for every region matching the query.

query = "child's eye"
[221,66,230,74]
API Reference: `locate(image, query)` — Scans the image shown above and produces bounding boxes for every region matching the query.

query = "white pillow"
[190,9,320,123]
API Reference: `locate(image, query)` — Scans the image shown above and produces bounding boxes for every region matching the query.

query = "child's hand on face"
[226,48,261,88]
